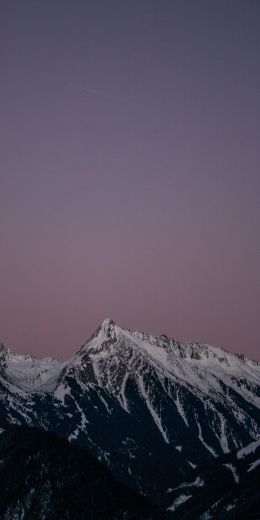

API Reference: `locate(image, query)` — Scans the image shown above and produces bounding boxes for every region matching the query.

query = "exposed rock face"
[0,319,259,498]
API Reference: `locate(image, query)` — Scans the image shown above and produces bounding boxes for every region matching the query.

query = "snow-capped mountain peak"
[0,321,259,497]
[84,318,118,348]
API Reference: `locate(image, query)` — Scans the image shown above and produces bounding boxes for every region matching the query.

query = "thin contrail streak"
[67,82,138,106]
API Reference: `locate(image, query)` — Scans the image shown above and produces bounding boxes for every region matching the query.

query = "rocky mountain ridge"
[0,319,259,499]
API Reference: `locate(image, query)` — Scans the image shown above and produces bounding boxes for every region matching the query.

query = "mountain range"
[0,318,259,517]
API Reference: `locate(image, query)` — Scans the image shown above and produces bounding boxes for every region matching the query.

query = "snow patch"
[237,438,260,459]
[54,383,71,404]
[138,375,169,444]
[247,459,260,472]
[223,463,239,484]
[167,494,192,512]
[196,418,217,457]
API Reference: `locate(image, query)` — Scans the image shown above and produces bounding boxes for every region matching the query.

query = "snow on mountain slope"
[237,437,260,459]
[0,344,64,392]
[0,320,259,497]
[65,319,260,453]
[81,319,260,405]
[163,436,260,518]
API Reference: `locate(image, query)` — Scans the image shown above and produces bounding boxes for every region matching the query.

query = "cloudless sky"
[0,0,259,360]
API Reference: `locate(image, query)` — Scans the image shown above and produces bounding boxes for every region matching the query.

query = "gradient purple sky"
[1,1,259,360]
